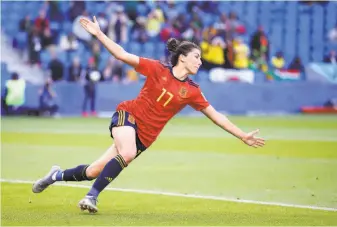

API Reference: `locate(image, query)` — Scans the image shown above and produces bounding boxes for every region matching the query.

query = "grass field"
[1,115,337,225]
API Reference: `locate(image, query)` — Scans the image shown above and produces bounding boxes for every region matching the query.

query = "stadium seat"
[129,42,142,56]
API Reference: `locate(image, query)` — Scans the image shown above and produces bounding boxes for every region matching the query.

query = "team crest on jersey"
[128,115,135,124]
[179,87,188,98]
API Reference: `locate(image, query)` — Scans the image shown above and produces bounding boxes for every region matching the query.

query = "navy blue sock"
[53,164,92,181]
[87,154,127,198]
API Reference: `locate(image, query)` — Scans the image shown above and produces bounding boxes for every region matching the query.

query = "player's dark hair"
[167,38,200,66]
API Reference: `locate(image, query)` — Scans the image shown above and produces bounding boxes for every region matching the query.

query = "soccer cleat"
[32,165,61,193]
[78,196,98,213]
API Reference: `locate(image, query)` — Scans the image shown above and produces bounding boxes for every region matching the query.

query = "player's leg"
[78,125,137,213]
[32,144,119,193]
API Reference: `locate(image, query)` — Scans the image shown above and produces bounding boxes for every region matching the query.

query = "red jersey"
[117,57,210,147]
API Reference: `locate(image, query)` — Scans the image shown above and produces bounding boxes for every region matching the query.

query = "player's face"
[184,48,202,75]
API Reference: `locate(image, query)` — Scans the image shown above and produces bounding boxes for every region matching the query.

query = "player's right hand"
[80,16,101,37]
[241,129,265,148]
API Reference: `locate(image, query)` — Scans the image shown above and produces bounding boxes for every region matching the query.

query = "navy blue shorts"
[109,110,147,157]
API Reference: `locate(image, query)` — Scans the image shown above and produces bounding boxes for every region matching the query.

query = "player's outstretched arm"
[80,16,140,68]
[201,105,265,148]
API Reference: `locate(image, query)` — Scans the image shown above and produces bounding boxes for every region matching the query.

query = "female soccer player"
[32,16,265,213]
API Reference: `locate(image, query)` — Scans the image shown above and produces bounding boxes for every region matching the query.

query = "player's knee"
[119,149,137,164]
[85,165,102,179]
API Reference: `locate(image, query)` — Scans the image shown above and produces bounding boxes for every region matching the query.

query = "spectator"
[250,26,269,62]
[73,11,92,45]
[68,57,82,82]
[214,13,229,38]
[68,1,86,22]
[28,26,42,65]
[202,25,218,43]
[288,56,304,72]
[19,15,33,33]
[59,32,79,51]
[233,38,250,69]
[227,11,241,39]
[181,25,202,44]
[81,57,101,117]
[48,49,64,81]
[173,14,189,33]
[120,1,138,22]
[190,12,203,31]
[34,10,49,35]
[328,24,337,43]
[163,1,179,22]
[200,1,219,14]
[96,13,109,34]
[200,36,226,70]
[146,9,163,39]
[324,50,337,64]
[131,16,149,43]
[160,21,180,43]
[271,51,285,69]
[91,40,101,68]
[107,5,129,44]
[39,77,58,116]
[2,72,26,114]
[181,13,203,44]
[47,1,62,22]
[102,57,123,82]
[41,27,55,50]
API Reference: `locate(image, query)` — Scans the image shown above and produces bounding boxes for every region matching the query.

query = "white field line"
[2,127,337,142]
[1,179,336,212]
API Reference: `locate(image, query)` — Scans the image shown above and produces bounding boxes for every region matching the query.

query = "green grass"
[1,115,337,225]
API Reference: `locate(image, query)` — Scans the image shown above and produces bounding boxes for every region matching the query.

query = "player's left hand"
[80,16,101,37]
[241,129,265,148]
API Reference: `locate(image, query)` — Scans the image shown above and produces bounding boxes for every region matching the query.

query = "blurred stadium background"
[1,0,337,226]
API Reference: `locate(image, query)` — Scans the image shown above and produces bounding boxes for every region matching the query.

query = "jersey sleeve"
[189,88,210,111]
[134,57,160,77]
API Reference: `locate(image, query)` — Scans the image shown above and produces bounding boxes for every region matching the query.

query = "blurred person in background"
[68,57,83,82]
[39,77,58,116]
[73,11,92,46]
[59,32,79,52]
[250,26,269,62]
[214,13,229,38]
[131,16,149,43]
[159,20,180,43]
[96,12,109,35]
[46,0,62,22]
[271,51,285,69]
[107,5,129,44]
[48,48,64,81]
[32,17,265,214]
[41,27,55,50]
[200,36,226,70]
[233,37,249,69]
[288,56,304,72]
[163,1,179,21]
[34,10,49,36]
[324,50,337,64]
[19,14,33,33]
[227,11,246,40]
[91,40,101,68]
[146,8,163,40]
[102,56,123,82]
[68,1,86,22]
[1,73,26,115]
[81,57,101,117]
[28,26,42,65]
